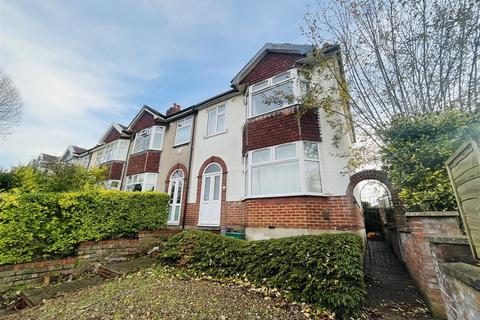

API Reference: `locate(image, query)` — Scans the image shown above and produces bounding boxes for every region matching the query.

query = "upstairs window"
[174,116,193,146]
[97,140,129,164]
[206,105,226,136]
[133,126,164,153]
[248,70,298,118]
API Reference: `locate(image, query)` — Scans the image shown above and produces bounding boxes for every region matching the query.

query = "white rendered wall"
[188,94,245,203]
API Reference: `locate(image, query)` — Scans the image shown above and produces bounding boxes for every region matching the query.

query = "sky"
[0,0,315,168]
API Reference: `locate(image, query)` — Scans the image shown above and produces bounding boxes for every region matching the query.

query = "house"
[30,153,59,170]
[60,145,88,165]
[54,43,364,240]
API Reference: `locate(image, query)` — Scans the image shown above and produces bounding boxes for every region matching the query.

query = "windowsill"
[167,221,180,226]
[130,149,162,155]
[242,192,328,200]
[173,141,190,148]
[247,103,298,120]
[204,130,227,139]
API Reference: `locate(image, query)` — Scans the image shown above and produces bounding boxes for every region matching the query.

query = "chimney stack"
[166,103,182,116]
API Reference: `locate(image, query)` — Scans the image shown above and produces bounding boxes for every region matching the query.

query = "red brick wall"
[126,151,161,175]
[132,111,156,132]
[185,195,363,232]
[243,107,321,153]
[240,52,303,85]
[400,213,463,318]
[103,128,121,143]
[106,161,124,180]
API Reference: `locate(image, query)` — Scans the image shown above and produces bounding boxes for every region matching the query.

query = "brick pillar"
[403,212,462,318]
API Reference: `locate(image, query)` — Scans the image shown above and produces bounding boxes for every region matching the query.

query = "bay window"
[174,116,193,146]
[248,69,299,118]
[245,141,322,197]
[96,140,129,165]
[133,126,165,153]
[206,105,226,136]
[125,173,158,192]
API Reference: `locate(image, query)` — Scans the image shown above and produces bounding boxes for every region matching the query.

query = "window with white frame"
[174,116,193,146]
[95,149,104,166]
[125,173,158,192]
[248,69,299,118]
[133,126,164,153]
[99,140,129,164]
[206,105,226,136]
[103,179,121,190]
[245,141,322,197]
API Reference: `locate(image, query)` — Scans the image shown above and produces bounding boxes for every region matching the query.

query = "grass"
[4,265,334,320]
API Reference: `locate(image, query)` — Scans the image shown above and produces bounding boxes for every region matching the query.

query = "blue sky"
[0,0,315,168]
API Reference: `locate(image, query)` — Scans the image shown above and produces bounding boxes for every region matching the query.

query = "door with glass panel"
[167,170,184,225]
[199,163,222,226]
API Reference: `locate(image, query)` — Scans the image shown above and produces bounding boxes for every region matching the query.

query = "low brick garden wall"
[400,212,480,319]
[0,229,181,291]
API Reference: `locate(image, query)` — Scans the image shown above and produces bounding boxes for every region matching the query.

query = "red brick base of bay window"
[184,195,364,235]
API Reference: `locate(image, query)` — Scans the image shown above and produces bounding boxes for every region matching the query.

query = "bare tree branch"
[0,70,23,135]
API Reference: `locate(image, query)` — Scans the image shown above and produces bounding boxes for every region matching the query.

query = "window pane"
[272,71,290,84]
[203,176,211,200]
[152,128,164,149]
[207,109,217,136]
[205,163,221,174]
[176,181,183,204]
[174,206,180,221]
[275,143,296,160]
[251,81,293,116]
[213,175,220,200]
[217,106,225,114]
[134,133,150,153]
[252,149,271,164]
[251,161,300,195]
[175,126,190,145]
[217,113,225,132]
[171,169,184,180]
[305,160,322,193]
[304,142,319,159]
[251,80,268,92]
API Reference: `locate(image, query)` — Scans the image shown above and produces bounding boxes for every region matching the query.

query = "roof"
[72,146,87,154]
[231,43,314,86]
[98,122,129,144]
[39,153,58,162]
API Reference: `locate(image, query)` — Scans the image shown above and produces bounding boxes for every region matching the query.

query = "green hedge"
[0,190,169,265]
[162,231,366,318]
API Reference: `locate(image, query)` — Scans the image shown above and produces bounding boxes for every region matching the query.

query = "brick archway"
[347,169,406,261]
[164,163,188,192]
[346,169,404,225]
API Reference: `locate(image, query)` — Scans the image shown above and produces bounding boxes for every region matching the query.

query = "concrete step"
[95,257,159,279]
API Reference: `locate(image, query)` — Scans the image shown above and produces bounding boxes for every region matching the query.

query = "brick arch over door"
[195,156,229,226]
[164,163,189,192]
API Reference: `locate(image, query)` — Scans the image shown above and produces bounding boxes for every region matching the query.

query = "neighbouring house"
[30,153,59,170]
[60,145,88,165]
[49,43,364,240]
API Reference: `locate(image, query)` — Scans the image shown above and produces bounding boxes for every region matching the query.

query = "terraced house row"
[47,43,364,240]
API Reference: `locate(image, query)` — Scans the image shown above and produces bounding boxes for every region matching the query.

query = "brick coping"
[440,262,480,291]
[405,211,459,217]
[426,236,470,245]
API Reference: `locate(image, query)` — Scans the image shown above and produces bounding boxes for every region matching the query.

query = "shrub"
[381,110,480,211]
[10,163,106,193]
[0,190,169,265]
[162,231,365,318]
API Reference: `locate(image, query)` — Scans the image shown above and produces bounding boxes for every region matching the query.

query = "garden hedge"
[0,190,169,265]
[162,230,366,318]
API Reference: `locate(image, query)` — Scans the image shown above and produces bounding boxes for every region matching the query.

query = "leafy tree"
[10,163,106,193]
[381,110,480,211]
[0,170,14,191]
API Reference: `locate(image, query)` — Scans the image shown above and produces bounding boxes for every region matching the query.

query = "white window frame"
[174,116,193,146]
[244,141,323,198]
[103,179,121,190]
[124,173,158,192]
[132,126,165,154]
[248,69,301,118]
[167,169,184,225]
[205,105,226,137]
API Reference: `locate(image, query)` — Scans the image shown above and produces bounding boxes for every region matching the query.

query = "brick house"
[55,43,364,240]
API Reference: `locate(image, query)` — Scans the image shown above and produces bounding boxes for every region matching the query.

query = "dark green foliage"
[162,230,366,318]
[0,190,169,265]
[0,170,14,191]
[381,110,480,211]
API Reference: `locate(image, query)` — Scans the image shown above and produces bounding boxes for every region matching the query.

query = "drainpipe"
[182,109,197,230]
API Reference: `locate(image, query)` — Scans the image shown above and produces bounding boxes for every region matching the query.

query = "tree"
[0,71,23,135]
[303,0,480,142]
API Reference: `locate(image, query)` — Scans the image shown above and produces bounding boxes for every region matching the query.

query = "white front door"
[199,163,222,226]
[168,170,184,225]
